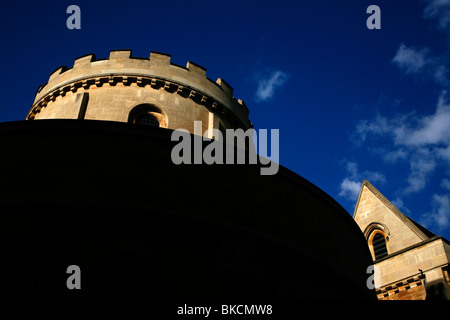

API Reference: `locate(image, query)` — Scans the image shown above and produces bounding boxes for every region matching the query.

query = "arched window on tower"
[372,233,388,260]
[128,104,167,128]
[135,114,159,127]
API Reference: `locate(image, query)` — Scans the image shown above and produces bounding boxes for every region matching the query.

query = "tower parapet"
[27,50,252,134]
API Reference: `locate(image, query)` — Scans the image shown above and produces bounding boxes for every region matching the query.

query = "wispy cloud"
[391,196,412,215]
[400,94,450,147]
[420,194,450,231]
[441,178,450,190]
[254,69,290,102]
[338,178,362,201]
[355,92,450,148]
[392,44,448,85]
[405,148,437,193]
[353,92,450,195]
[412,3,450,229]
[382,148,408,163]
[346,0,450,234]
[350,94,450,231]
[392,44,431,74]
[338,161,386,201]
[392,1,450,86]
[423,0,450,31]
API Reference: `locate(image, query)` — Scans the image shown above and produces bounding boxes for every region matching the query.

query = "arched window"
[364,223,390,261]
[372,233,388,260]
[128,104,167,128]
[135,114,159,127]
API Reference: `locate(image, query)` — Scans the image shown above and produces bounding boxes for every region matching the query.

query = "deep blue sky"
[1,0,449,239]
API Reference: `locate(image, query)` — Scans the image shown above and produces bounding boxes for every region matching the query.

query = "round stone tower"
[27,49,252,135]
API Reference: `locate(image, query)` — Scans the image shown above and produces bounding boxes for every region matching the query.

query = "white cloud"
[345,161,359,179]
[353,92,450,194]
[423,0,450,30]
[399,93,450,146]
[391,197,411,215]
[392,44,448,85]
[420,194,450,231]
[338,178,361,201]
[338,161,386,201]
[355,92,450,148]
[434,64,449,84]
[382,148,408,163]
[353,115,390,145]
[350,1,450,233]
[405,148,437,193]
[366,171,387,185]
[437,145,450,163]
[441,178,450,190]
[392,44,430,74]
[255,70,290,102]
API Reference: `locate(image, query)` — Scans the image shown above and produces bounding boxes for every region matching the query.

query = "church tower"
[353,180,450,300]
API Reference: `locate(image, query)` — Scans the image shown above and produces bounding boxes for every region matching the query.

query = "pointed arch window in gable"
[372,233,388,260]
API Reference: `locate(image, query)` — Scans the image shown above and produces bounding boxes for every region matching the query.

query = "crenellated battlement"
[29,50,250,128]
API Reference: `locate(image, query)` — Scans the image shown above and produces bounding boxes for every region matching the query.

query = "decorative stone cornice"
[376,273,426,299]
